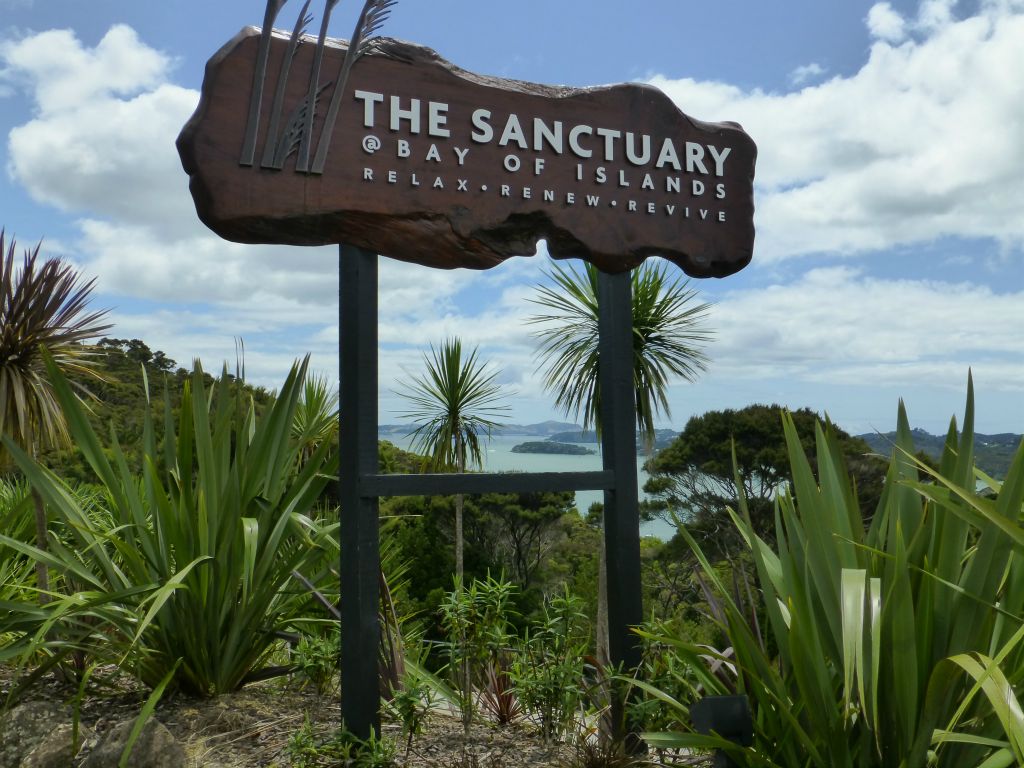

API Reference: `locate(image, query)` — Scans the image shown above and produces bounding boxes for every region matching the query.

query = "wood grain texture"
[178,28,757,275]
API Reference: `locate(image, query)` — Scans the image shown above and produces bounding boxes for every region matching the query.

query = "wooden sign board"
[178,29,757,275]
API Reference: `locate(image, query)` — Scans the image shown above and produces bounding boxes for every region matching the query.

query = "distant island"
[512,441,596,456]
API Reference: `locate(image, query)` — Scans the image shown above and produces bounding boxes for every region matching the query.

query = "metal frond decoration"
[238,0,398,173]
[240,0,290,166]
[310,0,398,174]
[295,0,343,173]
[261,0,314,168]
[272,82,330,167]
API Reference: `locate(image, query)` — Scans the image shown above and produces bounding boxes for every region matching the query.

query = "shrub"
[643,382,1024,766]
[438,574,518,731]
[510,588,589,743]
[1,355,338,695]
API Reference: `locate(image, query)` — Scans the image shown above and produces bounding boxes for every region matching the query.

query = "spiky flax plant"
[0,230,110,596]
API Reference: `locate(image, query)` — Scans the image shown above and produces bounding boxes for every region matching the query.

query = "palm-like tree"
[398,338,509,584]
[292,371,339,464]
[0,230,111,596]
[528,258,712,449]
[528,257,712,692]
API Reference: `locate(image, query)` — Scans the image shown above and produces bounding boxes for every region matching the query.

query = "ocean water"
[386,433,675,541]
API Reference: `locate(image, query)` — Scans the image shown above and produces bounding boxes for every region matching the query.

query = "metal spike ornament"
[240,0,290,166]
[295,0,343,173]
[261,0,314,169]
[311,0,398,174]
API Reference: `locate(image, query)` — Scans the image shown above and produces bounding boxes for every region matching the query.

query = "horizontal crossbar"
[360,470,616,497]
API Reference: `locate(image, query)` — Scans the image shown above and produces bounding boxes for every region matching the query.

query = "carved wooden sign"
[178,24,757,275]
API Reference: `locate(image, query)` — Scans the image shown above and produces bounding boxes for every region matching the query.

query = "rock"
[0,701,75,768]
[82,718,185,768]
[23,722,92,768]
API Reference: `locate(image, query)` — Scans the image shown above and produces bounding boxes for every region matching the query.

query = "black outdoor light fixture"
[690,695,754,768]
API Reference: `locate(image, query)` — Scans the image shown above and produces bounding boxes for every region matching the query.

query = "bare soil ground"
[2,668,709,767]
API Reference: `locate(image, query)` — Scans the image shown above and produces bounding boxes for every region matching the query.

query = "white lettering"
[666,177,681,194]
[534,119,564,154]
[719,211,726,222]
[685,142,709,174]
[709,145,732,176]
[566,192,575,204]
[389,96,420,133]
[363,167,373,180]
[716,183,726,200]
[641,174,655,191]
[544,189,555,202]
[596,128,621,161]
[692,180,705,196]
[576,163,584,181]
[425,143,442,162]
[595,167,607,183]
[499,114,529,149]
[433,176,444,189]
[457,178,468,191]
[471,109,493,143]
[628,200,638,212]
[453,147,470,165]
[388,170,397,183]
[501,184,511,197]
[568,125,593,158]
[586,194,600,206]
[427,101,450,138]
[625,132,651,165]
[504,154,521,172]
[410,173,420,187]
[618,169,630,187]
[656,139,682,170]
[666,204,675,215]
[700,209,709,219]
[534,157,546,175]
[397,140,410,158]
[523,187,531,199]
[354,90,384,127]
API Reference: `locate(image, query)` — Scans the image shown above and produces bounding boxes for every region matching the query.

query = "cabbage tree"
[398,338,509,585]
[0,230,110,596]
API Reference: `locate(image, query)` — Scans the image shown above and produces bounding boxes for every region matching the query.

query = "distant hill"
[379,421,580,438]
[381,422,679,455]
[856,428,1021,479]
[544,428,679,448]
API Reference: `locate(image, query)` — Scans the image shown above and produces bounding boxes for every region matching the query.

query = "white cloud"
[0,23,550,366]
[917,0,958,31]
[867,2,908,42]
[789,62,827,86]
[650,2,1024,262]
[1,26,169,114]
[707,267,1024,390]
[2,12,1021,432]
[2,26,199,242]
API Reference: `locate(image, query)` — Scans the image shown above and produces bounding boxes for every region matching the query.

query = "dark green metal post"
[597,268,644,748]
[339,244,381,739]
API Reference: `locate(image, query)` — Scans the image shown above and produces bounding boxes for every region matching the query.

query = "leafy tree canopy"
[643,404,884,558]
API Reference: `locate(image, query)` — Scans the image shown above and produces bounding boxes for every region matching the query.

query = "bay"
[385,432,675,541]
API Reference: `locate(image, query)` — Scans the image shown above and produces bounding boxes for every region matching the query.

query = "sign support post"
[597,269,645,747]
[339,244,382,738]
[179,7,756,748]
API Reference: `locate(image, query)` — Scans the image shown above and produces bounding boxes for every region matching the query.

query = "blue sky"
[1,0,1021,436]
